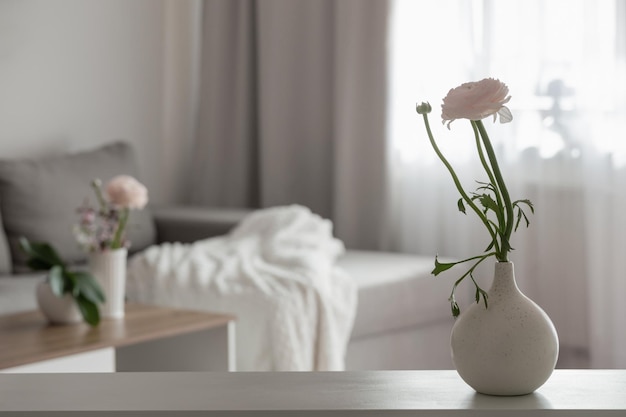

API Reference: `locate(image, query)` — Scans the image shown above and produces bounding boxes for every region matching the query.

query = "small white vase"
[450,261,559,396]
[89,248,128,318]
[36,281,82,325]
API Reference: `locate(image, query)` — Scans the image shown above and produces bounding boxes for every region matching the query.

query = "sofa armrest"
[152,206,251,244]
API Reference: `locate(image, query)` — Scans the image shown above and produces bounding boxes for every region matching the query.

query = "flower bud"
[416,102,432,115]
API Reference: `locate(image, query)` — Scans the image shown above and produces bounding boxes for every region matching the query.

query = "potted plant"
[416,78,558,395]
[19,237,106,326]
[73,175,149,318]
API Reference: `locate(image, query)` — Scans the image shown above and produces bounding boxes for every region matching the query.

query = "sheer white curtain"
[385,0,626,368]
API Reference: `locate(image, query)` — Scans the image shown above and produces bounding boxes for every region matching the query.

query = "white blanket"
[126,205,357,371]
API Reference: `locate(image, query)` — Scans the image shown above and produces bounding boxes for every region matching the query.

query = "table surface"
[0,303,235,369]
[0,370,624,416]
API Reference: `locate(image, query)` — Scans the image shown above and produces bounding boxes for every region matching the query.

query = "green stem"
[91,180,108,213]
[471,121,505,234]
[111,208,129,249]
[455,252,495,281]
[439,251,497,270]
[475,120,514,261]
[448,252,493,317]
[422,114,500,253]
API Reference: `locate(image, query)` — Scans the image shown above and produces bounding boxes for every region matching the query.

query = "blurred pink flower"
[105,175,148,210]
[74,176,148,252]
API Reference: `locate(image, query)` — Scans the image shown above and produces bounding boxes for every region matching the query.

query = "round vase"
[450,261,559,396]
[88,248,128,319]
[36,281,82,325]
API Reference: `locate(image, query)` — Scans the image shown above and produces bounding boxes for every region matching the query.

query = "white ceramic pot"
[450,261,559,396]
[36,281,82,325]
[89,248,128,319]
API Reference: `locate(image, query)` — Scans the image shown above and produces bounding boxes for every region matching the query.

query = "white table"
[0,370,624,416]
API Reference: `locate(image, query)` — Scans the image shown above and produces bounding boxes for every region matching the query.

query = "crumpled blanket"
[126,205,357,371]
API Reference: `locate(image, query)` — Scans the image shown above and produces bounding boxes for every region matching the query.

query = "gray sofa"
[0,206,249,314]
[0,141,244,310]
[0,142,454,370]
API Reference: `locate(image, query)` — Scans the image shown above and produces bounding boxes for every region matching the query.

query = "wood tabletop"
[0,303,235,369]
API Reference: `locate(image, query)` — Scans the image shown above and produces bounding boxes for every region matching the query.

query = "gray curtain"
[189,0,389,249]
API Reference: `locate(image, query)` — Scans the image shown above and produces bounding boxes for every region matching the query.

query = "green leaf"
[60,270,78,297]
[75,294,100,327]
[18,236,32,254]
[26,258,54,271]
[481,290,489,309]
[48,265,65,297]
[474,285,489,309]
[72,271,106,304]
[451,301,460,318]
[475,181,496,193]
[514,199,535,213]
[457,198,466,214]
[432,256,456,276]
[19,237,65,269]
[512,199,534,231]
[478,194,499,213]
[514,207,531,231]
[515,207,522,231]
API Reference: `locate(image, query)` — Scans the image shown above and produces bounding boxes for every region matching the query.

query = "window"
[388,0,626,165]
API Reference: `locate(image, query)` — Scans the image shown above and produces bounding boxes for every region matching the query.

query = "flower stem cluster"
[416,79,533,317]
[73,176,148,253]
[91,179,129,250]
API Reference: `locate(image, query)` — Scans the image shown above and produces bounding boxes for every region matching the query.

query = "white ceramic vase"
[36,281,82,325]
[89,248,128,319]
[450,261,559,396]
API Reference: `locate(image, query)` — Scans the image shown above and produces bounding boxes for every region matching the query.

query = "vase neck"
[488,261,520,299]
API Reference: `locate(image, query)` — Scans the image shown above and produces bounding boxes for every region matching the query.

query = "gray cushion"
[0,141,156,271]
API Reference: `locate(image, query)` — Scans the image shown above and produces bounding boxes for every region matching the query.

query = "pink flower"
[78,207,96,225]
[105,175,148,210]
[441,78,513,128]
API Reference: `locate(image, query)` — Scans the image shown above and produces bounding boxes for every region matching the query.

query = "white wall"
[0,0,199,204]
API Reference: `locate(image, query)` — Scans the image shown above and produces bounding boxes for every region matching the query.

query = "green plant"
[19,237,106,326]
[416,78,534,317]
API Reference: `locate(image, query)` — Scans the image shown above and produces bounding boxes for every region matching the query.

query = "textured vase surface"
[36,281,82,324]
[450,261,559,396]
[89,248,127,318]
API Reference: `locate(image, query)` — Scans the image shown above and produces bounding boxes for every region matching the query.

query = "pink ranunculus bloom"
[441,78,513,128]
[105,175,148,210]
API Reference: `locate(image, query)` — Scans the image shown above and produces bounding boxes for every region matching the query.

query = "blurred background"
[0,0,624,368]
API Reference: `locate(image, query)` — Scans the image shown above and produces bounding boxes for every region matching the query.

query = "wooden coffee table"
[0,303,236,373]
